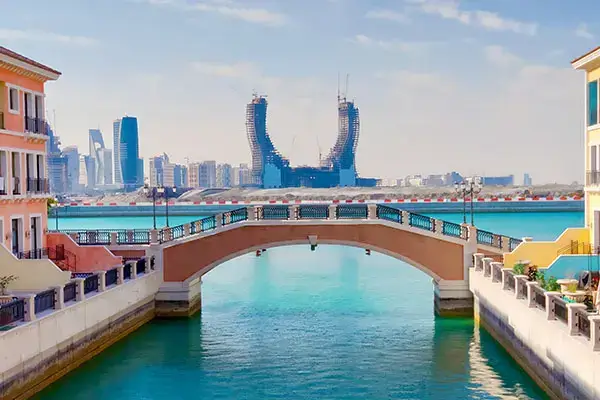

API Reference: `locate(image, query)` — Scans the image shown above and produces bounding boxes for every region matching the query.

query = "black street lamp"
[467,177,483,226]
[454,177,483,226]
[164,186,177,227]
[454,181,468,224]
[143,185,165,229]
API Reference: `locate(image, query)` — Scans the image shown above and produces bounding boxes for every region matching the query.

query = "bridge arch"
[156,222,477,317]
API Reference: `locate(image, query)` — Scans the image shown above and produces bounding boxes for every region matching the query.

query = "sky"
[1,0,598,184]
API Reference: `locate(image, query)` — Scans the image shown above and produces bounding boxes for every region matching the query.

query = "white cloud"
[483,45,522,68]
[365,9,410,24]
[575,23,594,40]
[132,0,287,26]
[0,29,97,46]
[351,34,436,53]
[190,61,258,78]
[406,0,537,35]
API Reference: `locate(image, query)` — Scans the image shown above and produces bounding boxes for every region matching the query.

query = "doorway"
[30,216,41,256]
[11,217,22,255]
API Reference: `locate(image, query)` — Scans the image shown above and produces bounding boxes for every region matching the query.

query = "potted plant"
[557,277,579,293]
[0,275,17,304]
[563,281,587,303]
[543,275,560,292]
[513,263,526,275]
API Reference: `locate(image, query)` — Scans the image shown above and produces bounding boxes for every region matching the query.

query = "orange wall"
[0,132,46,152]
[0,200,47,251]
[0,68,45,133]
[47,233,123,272]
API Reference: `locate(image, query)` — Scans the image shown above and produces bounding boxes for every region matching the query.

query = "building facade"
[198,160,217,188]
[0,46,60,254]
[573,46,600,246]
[62,146,80,193]
[46,126,67,194]
[216,163,232,187]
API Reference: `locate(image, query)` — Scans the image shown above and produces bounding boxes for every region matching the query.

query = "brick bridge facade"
[137,204,512,318]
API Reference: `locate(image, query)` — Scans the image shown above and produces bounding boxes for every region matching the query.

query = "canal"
[33,211,582,399]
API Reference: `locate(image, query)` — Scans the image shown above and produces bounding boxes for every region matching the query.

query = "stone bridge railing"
[54,204,522,252]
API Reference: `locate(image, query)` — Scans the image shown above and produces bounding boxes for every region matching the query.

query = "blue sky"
[2,0,599,184]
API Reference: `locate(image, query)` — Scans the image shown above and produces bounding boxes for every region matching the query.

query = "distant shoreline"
[51,198,584,218]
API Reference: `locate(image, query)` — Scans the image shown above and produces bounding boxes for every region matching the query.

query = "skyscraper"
[62,146,80,193]
[99,148,113,185]
[245,94,289,188]
[113,116,141,191]
[89,129,109,187]
[46,126,67,194]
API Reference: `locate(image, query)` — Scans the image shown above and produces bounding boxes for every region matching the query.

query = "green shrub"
[536,270,546,288]
[513,263,526,275]
[544,276,560,292]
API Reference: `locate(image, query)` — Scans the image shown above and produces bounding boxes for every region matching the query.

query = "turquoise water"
[35,212,583,399]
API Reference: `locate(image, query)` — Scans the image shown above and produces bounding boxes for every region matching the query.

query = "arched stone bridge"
[62,204,520,318]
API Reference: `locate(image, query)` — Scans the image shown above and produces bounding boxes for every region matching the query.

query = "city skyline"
[1,0,598,183]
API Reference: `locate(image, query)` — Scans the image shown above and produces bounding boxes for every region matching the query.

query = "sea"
[33,210,583,400]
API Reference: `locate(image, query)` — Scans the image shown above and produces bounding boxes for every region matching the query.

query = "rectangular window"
[592,145,597,171]
[8,87,19,113]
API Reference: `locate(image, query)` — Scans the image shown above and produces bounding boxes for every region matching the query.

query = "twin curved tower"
[246,94,360,188]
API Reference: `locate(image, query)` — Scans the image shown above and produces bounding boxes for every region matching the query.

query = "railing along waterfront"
[16,246,77,271]
[53,204,522,248]
[472,254,600,349]
[0,257,153,329]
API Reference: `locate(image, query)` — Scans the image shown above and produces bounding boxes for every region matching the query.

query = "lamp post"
[164,186,176,227]
[467,177,483,226]
[454,181,467,224]
[143,185,159,229]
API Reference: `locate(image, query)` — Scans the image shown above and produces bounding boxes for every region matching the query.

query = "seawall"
[50,199,584,218]
[470,261,600,400]
[0,271,161,400]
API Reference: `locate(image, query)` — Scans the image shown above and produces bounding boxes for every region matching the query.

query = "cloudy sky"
[2,0,597,184]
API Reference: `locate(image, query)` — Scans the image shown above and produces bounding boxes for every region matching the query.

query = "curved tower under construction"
[245,94,290,188]
[245,92,362,188]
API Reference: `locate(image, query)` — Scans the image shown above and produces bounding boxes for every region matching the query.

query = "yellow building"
[573,46,600,247]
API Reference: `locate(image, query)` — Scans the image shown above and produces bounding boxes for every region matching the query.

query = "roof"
[0,46,61,76]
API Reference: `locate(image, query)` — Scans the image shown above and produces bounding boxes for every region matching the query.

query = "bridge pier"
[433,279,473,317]
[155,278,202,318]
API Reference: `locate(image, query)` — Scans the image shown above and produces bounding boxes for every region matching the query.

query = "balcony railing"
[16,246,77,271]
[26,177,49,194]
[586,170,600,186]
[24,116,48,136]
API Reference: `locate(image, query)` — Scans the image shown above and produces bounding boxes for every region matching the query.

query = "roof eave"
[572,46,600,71]
[0,52,61,81]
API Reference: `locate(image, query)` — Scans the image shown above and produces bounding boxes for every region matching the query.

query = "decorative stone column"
[52,285,65,309]
[482,257,493,277]
[150,229,159,244]
[544,292,561,320]
[401,211,410,226]
[116,265,125,285]
[110,232,118,246]
[434,219,444,235]
[183,223,191,236]
[514,276,529,299]
[97,271,106,292]
[75,278,86,301]
[501,236,511,253]
[526,281,540,308]
[328,204,337,220]
[215,214,223,229]
[567,303,587,336]
[589,316,600,351]
[473,253,485,271]
[247,206,256,221]
[24,294,36,322]
[130,261,138,279]
[367,204,377,220]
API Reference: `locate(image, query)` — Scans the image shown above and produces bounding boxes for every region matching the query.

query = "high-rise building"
[198,160,217,188]
[174,164,188,188]
[62,146,80,193]
[113,116,141,191]
[149,153,188,188]
[88,129,107,187]
[524,173,532,186]
[188,162,199,188]
[46,126,67,194]
[99,148,113,185]
[216,163,233,187]
[246,95,289,188]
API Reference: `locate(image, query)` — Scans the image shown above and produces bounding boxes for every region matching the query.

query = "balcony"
[586,170,600,186]
[26,177,49,194]
[23,116,48,136]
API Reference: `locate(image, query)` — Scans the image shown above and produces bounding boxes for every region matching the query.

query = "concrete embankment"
[50,200,583,218]
[471,256,600,400]
[0,271,160,400]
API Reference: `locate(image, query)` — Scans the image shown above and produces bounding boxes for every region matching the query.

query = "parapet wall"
[470,261,600,400]
[0,271,161,400]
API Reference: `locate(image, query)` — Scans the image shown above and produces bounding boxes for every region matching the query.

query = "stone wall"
[0,271,161,400]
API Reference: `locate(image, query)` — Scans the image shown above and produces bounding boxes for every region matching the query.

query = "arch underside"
[196,239,444,283]
[162,224,466,284]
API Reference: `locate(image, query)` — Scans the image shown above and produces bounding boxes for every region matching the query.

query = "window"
[8,87,19,113]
